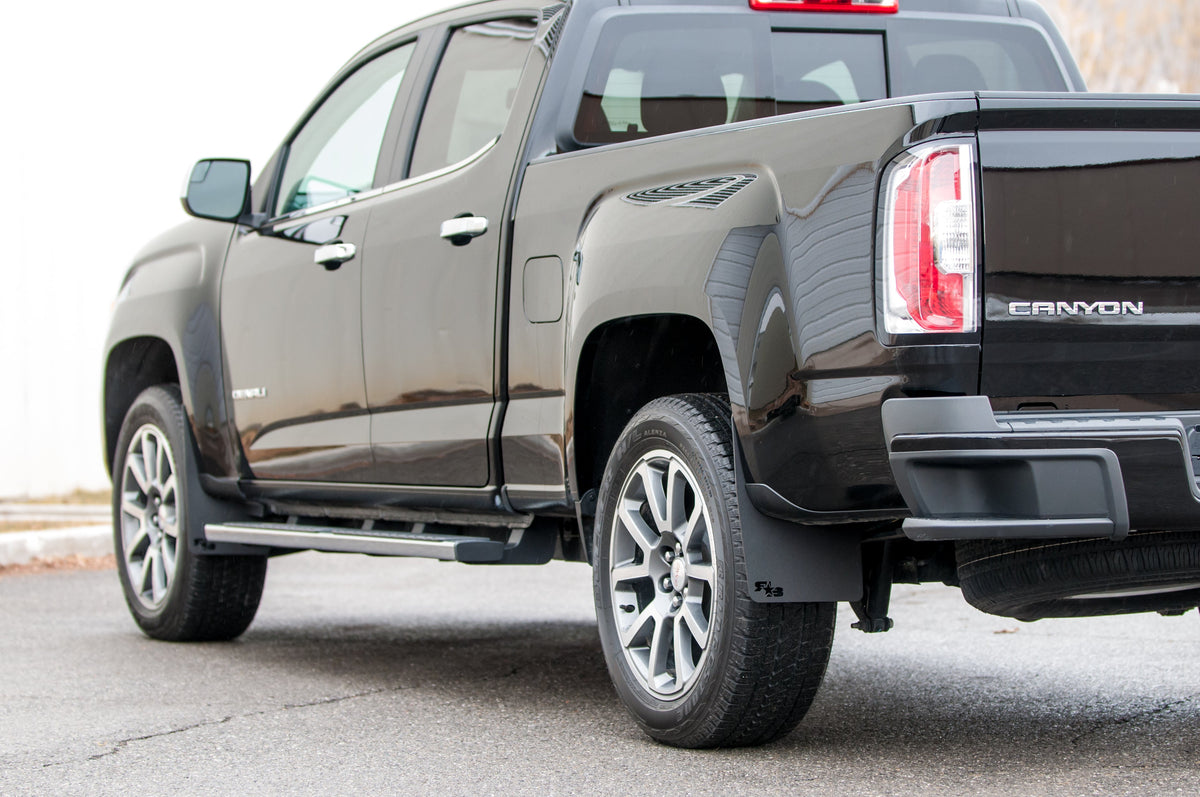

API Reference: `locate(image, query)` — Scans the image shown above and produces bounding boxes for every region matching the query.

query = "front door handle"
[440,215,488,246]
[314,242,356,270]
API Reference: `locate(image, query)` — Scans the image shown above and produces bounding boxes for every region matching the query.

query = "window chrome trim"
[268,136,500,226]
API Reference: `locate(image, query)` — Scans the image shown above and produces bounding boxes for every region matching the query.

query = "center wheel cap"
[670,557,688,593]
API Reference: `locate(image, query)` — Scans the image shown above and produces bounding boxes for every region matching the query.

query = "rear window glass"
[888,19,1069,95]
[772,31,887,115]
[574,16,772,146]
[572,16,1068,147]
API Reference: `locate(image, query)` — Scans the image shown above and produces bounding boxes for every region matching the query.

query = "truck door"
[360,16,541,487]
[220,42,418,482]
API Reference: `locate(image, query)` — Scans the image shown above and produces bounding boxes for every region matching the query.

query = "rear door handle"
[440,215,488,246]
[314,242,356,269]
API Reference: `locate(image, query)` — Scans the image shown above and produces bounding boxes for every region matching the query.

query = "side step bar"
[204,521,556,565]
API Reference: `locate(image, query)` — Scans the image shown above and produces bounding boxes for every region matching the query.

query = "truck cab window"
[888,20,1069,95]
[771,32,886,114]
[275,43,414,217]
[573,17,771,146]
[409,18,538,176]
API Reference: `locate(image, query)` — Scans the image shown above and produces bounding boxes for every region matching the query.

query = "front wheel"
[593,394,835,748]
[113,385,267,641]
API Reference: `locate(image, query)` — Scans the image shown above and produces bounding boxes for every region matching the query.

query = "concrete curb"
[0,526,113,566]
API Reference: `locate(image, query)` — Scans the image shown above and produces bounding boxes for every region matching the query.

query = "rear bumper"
[883,397,1200,541]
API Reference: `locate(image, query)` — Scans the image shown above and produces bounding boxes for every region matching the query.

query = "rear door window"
[409,18,538,176]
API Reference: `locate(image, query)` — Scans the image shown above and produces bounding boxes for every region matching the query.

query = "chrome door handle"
[440,215,488,246]
[314,242,356,269]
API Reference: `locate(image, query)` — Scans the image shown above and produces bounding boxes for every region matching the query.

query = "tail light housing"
[881,142,977,335]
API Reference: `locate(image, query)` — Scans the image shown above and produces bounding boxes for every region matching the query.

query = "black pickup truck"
[102,0,1200,747]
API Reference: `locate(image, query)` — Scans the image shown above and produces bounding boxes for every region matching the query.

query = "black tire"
[593,394,835,748]
[957,532,1200,621]
[112,385,267,641]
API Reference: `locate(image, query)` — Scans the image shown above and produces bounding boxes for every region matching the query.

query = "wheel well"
[104,337,179,473]
[573,315,726,497]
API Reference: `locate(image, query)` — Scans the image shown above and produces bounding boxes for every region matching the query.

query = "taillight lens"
[882,143,977,334]
[749,0,898,12]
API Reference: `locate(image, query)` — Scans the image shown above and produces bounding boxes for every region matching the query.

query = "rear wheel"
[113,385,267,641]
[593,394,835,748]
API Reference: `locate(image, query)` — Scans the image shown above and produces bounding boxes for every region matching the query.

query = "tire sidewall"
[593,400,738,740]
[112,386,198,634]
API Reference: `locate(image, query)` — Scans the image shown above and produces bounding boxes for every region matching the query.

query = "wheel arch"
[104,336,181,474]
[569,313,726,501]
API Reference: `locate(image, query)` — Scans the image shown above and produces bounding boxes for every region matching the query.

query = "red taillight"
[882,143,977,334]
[749,0,898,12]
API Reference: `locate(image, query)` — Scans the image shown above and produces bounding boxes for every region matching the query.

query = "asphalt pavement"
[2,549,1199,796]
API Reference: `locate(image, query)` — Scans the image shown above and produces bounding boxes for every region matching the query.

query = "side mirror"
[181,159,251,222]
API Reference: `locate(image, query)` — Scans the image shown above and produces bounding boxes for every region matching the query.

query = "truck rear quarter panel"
[511,97,979,512]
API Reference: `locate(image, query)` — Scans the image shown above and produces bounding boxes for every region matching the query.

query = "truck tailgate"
[978,95,1200,408]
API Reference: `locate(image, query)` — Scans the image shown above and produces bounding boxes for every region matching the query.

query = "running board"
[203,520,557,565]
[205,522,505,562]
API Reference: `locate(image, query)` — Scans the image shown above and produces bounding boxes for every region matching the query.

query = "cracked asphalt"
[2,551,1199,795]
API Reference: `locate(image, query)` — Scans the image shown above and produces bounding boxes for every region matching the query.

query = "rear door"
[360,15,541,487]
[221,41,418,481]
[977,96,1200,409]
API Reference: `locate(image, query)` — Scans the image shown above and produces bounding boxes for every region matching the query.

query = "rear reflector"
[882,142,977,334]
[750,0,898,12]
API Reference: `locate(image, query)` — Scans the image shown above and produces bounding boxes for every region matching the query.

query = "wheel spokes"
[673,615,696,686]
[665,461,688,535]
[619,603,659,648]
[638,462,671,534]
[121,424,181,609]
[686,562,714,586]
[611,560,650,584]
[681,598,710,648]
[608,449,717,701]
[619,499,660,555]
[647,612,673,692]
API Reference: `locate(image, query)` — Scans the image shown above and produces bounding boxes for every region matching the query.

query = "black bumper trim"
[882,397,1200,541]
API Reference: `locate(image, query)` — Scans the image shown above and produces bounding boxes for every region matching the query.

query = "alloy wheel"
[608,449,716,699]
[119,424,181,609]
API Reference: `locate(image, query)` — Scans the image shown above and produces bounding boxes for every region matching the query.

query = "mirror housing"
[181,159,251,222]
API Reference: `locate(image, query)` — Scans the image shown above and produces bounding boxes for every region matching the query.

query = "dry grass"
[4,488,111,506]
[0,520,107,535]
[0,554,116,579]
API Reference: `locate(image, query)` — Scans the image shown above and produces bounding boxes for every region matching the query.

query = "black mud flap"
[733,437,863,604]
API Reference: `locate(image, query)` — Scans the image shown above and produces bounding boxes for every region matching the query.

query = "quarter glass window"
[276,43,414,217]
[409,19,537,176]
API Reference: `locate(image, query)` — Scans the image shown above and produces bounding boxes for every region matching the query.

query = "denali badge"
[1008,301,1144,317]
[231,387,268,400]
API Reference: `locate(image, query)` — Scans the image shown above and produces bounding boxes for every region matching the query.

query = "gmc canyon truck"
[102,0,1200,748]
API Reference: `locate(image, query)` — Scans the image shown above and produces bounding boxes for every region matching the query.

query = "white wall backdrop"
[0,0,446,497]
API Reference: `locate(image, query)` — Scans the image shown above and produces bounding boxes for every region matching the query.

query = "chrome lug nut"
[663,549,675,563]
[661,575,673,592]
